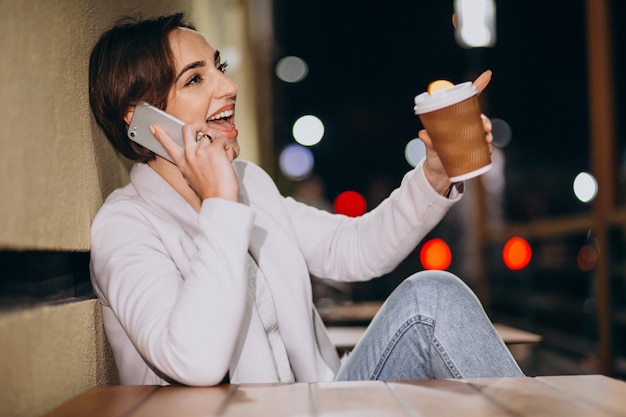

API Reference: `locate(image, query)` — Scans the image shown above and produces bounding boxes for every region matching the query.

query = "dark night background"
[270,0,625,222]
[269,1,626,376]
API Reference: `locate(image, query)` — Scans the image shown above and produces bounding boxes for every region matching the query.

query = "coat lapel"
[236,162,340,380]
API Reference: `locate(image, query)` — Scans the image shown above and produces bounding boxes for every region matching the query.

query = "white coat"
[89,159,460,386]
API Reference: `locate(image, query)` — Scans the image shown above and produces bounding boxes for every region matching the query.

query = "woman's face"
[166,28,240,158]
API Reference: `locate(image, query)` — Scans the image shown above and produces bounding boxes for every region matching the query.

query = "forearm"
[291,160,461,281]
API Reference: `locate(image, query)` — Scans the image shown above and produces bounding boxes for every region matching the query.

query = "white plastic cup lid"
[413,81,478,114]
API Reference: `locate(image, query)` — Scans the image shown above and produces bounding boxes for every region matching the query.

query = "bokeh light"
[292,115,325,146]
[454,0,496,48]
[221,46,242,72]
[333,191,367,217]
[275,55,308,83]
[279,144,314,180]
[420,238,452,270]
[577,244,598,271]
[491,118,512,148]
[405,138,426,167]
[573,172,598,203]
[482,147,506,193]
[502,236,532,270]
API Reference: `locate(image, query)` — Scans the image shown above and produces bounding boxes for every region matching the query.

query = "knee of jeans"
[402,270,476,304]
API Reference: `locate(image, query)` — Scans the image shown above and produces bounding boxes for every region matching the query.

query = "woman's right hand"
[150,121,239,202]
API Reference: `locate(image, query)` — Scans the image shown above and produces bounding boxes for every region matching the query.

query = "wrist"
[444,183,454,198]
[422,163,451,196]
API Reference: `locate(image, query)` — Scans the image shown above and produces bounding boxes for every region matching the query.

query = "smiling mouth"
[207,108,238,139]
[207,109,234,124]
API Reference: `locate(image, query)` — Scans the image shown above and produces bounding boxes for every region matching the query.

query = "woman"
[88,12,523,386]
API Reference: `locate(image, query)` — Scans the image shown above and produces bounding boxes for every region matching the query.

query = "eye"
[184,74,203,87]
[217,61,229,73]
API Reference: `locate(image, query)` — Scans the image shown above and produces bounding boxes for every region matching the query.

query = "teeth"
[208,109,234,121]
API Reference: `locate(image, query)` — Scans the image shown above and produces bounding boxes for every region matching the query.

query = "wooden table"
[43,375,626,416]
[319,301,543,346]
[326,324,542,352]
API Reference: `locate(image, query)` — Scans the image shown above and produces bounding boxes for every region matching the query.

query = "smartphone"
[127,101,185,163]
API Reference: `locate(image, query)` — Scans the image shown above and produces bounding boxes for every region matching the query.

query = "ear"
[123,106,135,125]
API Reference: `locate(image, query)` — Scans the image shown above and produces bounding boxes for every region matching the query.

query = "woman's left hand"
[419,70,494,195]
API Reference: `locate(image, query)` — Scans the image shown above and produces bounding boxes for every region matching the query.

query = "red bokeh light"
[502,237,532,270]
[333,191,367,217]
[577,244,598,271]
[420,238,452,270]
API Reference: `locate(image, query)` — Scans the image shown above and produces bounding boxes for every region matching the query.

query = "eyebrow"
[174,50,221,82]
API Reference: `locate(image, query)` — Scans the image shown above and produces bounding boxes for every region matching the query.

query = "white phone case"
[127,101,185,163]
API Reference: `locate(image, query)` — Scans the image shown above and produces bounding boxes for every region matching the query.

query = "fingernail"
[149,125,156,135]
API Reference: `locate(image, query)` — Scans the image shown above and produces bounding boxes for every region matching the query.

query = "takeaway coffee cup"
[414,81,491,182]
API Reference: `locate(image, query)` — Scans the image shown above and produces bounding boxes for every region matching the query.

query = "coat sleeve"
[90,196,255,386]
[285,160,462,282]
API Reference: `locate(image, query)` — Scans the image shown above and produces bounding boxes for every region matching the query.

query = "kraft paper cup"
[414,81,491,182]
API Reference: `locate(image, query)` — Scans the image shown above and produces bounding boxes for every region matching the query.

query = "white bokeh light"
[482,147,506,193]
[573,172,598,203]
[404,138,426,167]
[292,115,325,146]
[221,46,242,72]
[454,0,496,48]
[279,144,314,180]
[491,118,512,148]
[276,56,308,83]
[461,25,492,47]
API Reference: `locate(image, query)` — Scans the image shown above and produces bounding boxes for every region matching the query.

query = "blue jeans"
[334,271,524,380]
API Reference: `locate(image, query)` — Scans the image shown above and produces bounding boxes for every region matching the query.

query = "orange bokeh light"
[420,238,452,270]
[502,237,532,270]
[333,191,367,217]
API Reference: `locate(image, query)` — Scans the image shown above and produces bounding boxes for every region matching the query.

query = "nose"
[217,73,238,99]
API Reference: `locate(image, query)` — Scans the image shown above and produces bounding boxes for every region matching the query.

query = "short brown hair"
[88,13,194,162]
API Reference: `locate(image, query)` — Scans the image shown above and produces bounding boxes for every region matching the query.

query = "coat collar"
[129,162,205,238]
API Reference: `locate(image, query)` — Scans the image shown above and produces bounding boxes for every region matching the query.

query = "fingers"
[189,131,227,157]
[473,70,492,93]
[480,113,492,131]
[150,125,183,162]
[480,114,494,145]
[418,129,433,148]
[180,121,212,151]
[473,71,494,148]
[196,132,214,143]
[150,121,226,164]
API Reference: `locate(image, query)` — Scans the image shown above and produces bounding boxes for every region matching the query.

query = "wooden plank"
[390,379,514,416]
[317,301,383,324]
[326,326,367,350]
[466,377,616,416]
[586,0,616,377]
[41,385,158,417]
[221,383,312,417]
[538,375,626,417]
[493,323,542,345]
[41,376,626,417]
[312,381,410,416]
[131,385,233,417]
